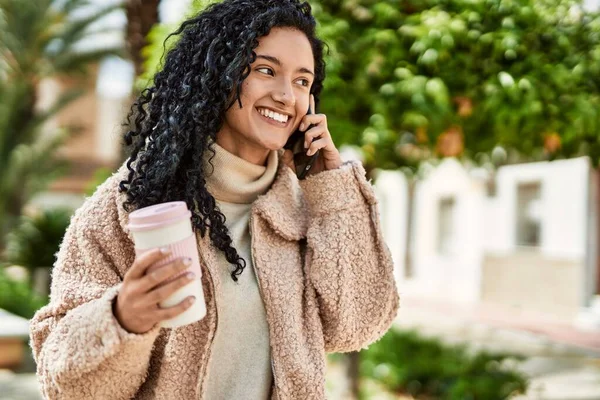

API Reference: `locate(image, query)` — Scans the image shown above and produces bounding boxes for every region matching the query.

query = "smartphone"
[284,106,320,180]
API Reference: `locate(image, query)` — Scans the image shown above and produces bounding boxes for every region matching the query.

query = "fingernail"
[306,148,313,156]
[184,257,192,266]
[304,141,308,149]
[189,296,196,304]
[160,247,170,255]
[187,272,196,279]
[299,123,305,131]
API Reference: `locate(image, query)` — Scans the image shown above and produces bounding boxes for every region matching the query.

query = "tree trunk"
[125,0,161,77]
[404,179,415,278]
[348,351,360,399]
[595,167,600,295]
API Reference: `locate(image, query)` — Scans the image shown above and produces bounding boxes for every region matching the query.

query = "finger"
[303,126,327,149]
[146,271,196,305]
[126,248,171,281]
[155,296,196,321]
[137,257,192,293]
[299,113,325,131]
[310,94,315,114]
[307,137,329,156]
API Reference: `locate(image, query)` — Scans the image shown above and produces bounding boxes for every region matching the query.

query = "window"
[437,197,456,256]
[516,182,542,247]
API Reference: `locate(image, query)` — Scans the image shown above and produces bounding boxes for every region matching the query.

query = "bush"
[0,267,48,319]
[3,208,73,289]
[360,328,528,400]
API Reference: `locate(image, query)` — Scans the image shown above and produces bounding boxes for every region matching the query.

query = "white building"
[376,157,600,329]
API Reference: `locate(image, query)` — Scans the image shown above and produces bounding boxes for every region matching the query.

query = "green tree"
[312,0,600,169]
[0,0,125,248]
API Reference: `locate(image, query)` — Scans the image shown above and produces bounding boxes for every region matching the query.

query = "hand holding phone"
[284,106,320,179]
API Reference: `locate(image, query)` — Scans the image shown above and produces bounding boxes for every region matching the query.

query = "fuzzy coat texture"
[29,154,400,399]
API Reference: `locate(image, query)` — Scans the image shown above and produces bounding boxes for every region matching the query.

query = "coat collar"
[115,151,307,243]
[252,150,307,241]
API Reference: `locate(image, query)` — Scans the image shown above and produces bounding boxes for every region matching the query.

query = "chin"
[264,142,286,152]
[257,136,289,152]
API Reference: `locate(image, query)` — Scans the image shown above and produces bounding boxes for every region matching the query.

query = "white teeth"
[258,108,288,123]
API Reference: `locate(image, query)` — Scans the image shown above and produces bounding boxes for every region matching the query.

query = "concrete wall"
[373,170,409,287]
[410,159,486,304]
[479,157,593,320]
[481,253,581,321]
[483,157,590,261]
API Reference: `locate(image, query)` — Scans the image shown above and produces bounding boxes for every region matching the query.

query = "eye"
[256,67,274,76]
[297,78,311,87]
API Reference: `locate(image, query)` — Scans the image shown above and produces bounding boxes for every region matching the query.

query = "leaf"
[52,3,124,53]
[52,46,126,73]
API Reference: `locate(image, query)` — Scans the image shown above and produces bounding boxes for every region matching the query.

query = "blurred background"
[1,0,600,399]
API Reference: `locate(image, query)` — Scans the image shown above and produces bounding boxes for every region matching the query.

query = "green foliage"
[137,22,181,90]
[3,208,73,272]
[0,267,48,319]
[312,0,600,169]
[360,328,528,399]
[0,0,124,247]
[84,167,114,196]
[0,0,125,77]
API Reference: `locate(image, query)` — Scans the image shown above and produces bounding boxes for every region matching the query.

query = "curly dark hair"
[118,0,326,283]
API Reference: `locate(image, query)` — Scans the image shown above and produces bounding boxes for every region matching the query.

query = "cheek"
[223,97,256,134]
[225,107,247,129]
[240,79,260,101]
[296,98,311,119]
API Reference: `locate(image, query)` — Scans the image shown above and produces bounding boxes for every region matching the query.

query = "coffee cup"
[127,201,206,328]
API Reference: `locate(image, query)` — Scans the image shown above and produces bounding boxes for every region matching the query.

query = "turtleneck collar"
[203,142,279,204]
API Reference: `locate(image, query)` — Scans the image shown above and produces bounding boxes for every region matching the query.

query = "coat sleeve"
[29,176,160,399]
[299,161,400,353]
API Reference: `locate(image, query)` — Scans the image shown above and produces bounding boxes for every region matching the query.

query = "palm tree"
[125,0,161,77]
[0,0,126,248]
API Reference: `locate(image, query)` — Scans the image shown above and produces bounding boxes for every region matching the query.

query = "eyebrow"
[256,54,314,76]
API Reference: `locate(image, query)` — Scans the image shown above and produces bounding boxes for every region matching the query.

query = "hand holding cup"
[113,248,197,334]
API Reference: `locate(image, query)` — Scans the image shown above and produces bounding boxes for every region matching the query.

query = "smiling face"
[216,27,315,165]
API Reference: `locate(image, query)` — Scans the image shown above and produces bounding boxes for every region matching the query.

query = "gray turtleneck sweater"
[202,143,279,400]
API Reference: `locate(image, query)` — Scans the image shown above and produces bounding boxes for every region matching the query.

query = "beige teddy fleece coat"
[29,156,400,399]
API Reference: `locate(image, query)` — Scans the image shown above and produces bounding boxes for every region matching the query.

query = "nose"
[271,81,296,107]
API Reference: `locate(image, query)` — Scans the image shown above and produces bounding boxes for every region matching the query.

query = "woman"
[29,0,399,399]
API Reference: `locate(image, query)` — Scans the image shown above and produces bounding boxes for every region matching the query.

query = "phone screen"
[283,106,319,179]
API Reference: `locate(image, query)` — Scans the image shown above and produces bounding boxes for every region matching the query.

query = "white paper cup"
[127,201,206,328]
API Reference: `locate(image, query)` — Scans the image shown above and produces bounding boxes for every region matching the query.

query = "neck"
[216,133,270,166]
